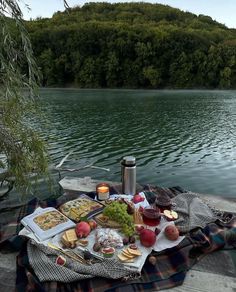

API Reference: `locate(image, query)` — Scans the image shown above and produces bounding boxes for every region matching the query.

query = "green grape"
[103,201,134,236]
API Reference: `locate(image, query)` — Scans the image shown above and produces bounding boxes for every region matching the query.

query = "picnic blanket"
[0,185,236,292]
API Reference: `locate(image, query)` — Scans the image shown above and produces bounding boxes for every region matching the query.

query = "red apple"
[164,225,179,241]
[132,193,145,204]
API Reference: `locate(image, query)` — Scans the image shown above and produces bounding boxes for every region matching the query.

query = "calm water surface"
[36,89,236,197]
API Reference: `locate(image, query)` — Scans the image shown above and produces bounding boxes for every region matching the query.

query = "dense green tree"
[24,2,236,89]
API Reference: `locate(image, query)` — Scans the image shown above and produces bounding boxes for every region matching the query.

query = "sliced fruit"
[163,210,178,221]
[129,244,138,250]
[101,247,115,258]
[56,255,66,266]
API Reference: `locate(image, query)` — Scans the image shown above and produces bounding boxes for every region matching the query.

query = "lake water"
[36,89,236,197]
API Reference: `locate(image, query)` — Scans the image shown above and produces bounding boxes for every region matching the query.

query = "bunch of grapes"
[103,201,134,236]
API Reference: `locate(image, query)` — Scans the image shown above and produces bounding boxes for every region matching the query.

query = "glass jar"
[96,183,110,201]
[142,206,161,226]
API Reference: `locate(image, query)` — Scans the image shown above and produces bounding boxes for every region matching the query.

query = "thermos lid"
[122,156,136,166]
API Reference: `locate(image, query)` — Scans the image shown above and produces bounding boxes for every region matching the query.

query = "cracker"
[117,253,134,263]
[122,251,135,259]
[127,247,142,256]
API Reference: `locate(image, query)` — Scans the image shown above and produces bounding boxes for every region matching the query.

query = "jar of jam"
[96,183,110,201]
[142,206,161,226]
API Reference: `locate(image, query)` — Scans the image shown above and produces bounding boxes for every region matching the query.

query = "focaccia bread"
[59,195,104,222]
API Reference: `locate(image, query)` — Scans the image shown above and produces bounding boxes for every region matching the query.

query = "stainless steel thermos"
[121,156,136,195]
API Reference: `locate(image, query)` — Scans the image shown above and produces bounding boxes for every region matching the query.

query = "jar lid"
[122,156,136,166]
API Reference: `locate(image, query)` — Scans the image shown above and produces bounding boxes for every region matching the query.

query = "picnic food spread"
[14,180,236,292]
[22,190,184,274]
[20,189,183,272]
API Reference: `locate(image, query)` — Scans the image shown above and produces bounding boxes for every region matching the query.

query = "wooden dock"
[1,176,236,292]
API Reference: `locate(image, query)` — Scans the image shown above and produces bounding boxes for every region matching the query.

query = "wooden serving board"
[94,213,121,228]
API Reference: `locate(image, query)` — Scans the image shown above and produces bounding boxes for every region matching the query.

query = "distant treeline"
[26,2,236,88]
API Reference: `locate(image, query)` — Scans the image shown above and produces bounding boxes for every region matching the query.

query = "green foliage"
[25,2,236,89]
[0,0,49,191]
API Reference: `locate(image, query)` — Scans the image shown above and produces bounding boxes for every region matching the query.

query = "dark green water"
[36,88,236,197]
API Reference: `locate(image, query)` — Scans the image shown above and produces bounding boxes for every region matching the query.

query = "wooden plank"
[59,176,114,193]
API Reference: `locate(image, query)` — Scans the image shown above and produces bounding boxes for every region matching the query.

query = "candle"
[96,183,110,201]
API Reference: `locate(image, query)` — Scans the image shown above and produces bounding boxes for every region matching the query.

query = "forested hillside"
[26,2,236,88]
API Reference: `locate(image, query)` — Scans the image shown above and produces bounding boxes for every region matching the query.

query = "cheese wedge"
[65,229,77,242]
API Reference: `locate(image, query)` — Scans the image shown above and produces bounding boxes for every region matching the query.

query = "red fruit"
[75,221,91,238]
[56,255,66,266]
[139,206,144,213]
[139,228,156,247]
[129,244,138,250]
[101,247,115,258]
[132,194,145,204]
[163,210,178,221]
[135,225,144,233]
[164,225,179,241]
[123,237,129,245]
[129,235,136,243]
[88,220,97,230]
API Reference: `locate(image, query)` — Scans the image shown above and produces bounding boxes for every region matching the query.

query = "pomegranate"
[164,225,179,241]
[139,228,156,247]
[75,221,91,238]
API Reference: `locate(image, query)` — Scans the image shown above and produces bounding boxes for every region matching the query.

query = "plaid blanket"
[1,185,236,292]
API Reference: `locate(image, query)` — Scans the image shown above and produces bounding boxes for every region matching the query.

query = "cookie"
[127,247,142,256]
[117,253,134,263]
